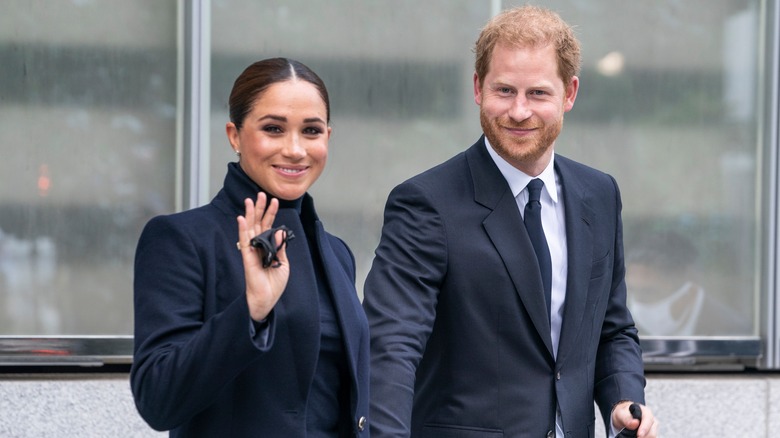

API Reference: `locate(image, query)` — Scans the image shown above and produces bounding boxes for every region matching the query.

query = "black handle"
[615,403,642,437]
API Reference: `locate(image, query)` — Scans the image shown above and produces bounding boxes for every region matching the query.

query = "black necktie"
[524,178,552,319]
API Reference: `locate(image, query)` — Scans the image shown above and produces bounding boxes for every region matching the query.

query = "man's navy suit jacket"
[363,137,645,438]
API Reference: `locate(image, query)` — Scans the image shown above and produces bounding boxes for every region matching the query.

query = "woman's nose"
[282,135,306,158]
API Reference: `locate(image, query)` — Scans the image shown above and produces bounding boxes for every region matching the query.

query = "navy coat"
[363,137,645,437]
[131,163,370,437]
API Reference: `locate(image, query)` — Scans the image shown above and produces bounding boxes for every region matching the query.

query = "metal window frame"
[766,0,780,370]
[0,0,777,371]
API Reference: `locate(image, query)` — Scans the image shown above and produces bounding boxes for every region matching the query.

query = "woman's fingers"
[249,192,264,236]
[240,198,255,250]
[238,193,283,254]
[261,196,279,231]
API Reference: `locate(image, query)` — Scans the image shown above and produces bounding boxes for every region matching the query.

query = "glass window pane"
[210,0,490,292]
[531,0,763,338]
[0,1,179,336]
[211,0,766,357]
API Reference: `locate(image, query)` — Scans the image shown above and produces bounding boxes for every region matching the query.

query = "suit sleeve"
[362,181,448,437]
[129,215,274,431]
[593,175,646,426]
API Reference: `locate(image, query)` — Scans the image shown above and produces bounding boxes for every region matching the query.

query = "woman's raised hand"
[237,192,291,321]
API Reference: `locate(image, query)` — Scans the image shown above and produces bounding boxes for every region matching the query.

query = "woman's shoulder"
[145,203,224,230]
[138,203,229,252]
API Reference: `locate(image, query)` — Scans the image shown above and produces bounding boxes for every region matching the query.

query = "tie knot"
[526,178,544,203]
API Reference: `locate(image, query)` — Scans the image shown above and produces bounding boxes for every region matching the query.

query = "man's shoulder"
[411,151,468,181]
[555,153,609,177]
[555,153,617,189]
[397,141,478,192]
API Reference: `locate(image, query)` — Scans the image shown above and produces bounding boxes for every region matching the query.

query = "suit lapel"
[554,158,596,366]
[467,140,555,357]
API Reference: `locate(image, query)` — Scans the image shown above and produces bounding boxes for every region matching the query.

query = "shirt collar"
[484,136,559,203]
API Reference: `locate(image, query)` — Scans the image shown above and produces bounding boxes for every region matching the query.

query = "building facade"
[1,1,779,436]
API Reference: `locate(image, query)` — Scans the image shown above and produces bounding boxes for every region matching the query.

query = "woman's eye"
[303,127,323,135]
[263,125,283,133]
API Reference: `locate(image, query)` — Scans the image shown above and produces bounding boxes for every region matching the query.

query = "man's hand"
[612,401,658,438]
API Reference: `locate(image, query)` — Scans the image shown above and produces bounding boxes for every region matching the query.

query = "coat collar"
[212,162,317,221]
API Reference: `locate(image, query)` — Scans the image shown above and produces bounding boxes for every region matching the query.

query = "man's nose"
[508,95,533,121]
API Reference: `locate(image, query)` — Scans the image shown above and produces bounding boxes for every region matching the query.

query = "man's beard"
[480,108,562,169]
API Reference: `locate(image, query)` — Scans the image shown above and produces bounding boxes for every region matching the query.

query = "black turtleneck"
[232,163,350,437]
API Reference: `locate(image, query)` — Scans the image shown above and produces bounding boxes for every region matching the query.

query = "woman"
[130,58,369,437]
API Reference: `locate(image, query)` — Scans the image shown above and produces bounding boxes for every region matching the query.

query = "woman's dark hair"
[228,58,330,130]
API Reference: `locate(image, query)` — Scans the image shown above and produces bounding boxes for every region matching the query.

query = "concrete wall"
[1,373,778,437]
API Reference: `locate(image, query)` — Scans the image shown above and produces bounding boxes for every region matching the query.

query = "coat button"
[546,430,554,438]
[357,416,367,432]
[556,371,561,380]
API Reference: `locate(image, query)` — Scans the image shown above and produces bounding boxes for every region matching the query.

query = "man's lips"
[503,125,538,134]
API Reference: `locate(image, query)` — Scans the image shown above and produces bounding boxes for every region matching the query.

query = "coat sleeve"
[129,215,274,431]
[362,181,448,437]
[593,175,646,427]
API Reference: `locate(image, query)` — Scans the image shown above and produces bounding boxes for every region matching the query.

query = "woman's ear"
[226,122,240,154]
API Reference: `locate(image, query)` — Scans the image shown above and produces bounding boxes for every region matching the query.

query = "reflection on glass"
[210,0,764,343]
[210,0,489,295]
[537,0,763,337]
[0,0,767,346]
[625,229,751,336]
[0,1,178,335]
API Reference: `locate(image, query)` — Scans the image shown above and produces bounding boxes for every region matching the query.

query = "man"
[363,5,658,438]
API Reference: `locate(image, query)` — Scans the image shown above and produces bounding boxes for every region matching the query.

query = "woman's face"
[226,79,330,200]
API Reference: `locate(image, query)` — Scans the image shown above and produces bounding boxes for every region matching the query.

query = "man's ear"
[563,75,579,112]
[473,72,483,106]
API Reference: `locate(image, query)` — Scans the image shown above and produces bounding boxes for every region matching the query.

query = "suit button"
[546,430,554,438]
[357,416,367,432]
[556,371,561,380]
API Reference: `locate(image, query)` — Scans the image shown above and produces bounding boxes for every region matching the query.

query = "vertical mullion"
[769,0,780,369]
[181,0,211,210]
[757,0,780,370]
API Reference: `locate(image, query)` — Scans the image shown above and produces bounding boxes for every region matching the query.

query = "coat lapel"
[312,220,364,403]
[554,158,596,366]
[467,140,555,358]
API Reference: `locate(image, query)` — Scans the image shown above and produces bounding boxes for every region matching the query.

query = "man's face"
[474,42,578,176]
